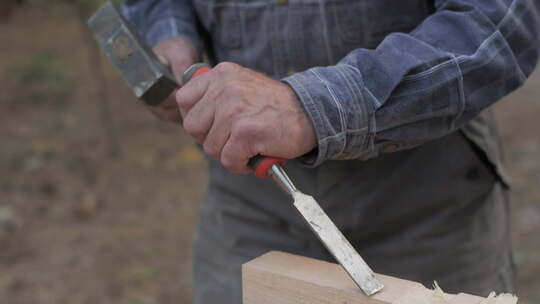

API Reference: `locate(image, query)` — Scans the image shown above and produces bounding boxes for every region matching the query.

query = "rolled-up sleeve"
[122,0,203,53]
[284,0,540,167]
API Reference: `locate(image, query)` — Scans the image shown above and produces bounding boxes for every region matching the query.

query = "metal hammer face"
[87,1,179,106]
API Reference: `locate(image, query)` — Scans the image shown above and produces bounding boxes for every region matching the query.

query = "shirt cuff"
[282,65,375,167]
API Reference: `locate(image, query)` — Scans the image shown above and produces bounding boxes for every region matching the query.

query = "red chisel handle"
[181,63,212,85]
[247,155,287,178]
[181,63,287,178]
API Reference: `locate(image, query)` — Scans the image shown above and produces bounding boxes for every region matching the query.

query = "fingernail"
[157,55,169,66]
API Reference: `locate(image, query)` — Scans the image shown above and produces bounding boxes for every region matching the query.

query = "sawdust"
[395,282,518,304]
[480,293,518,304]
[396,282,452,304]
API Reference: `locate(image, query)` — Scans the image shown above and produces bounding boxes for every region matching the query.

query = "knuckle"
[175,94,190,111]
[223,101,245,118]
[226,82,245,97]
[183,118,205,140]
[221,155,242,174]
[182,116,196,130]
[214,61,237,73]
[203,141,219,159]
[233,120,259,139]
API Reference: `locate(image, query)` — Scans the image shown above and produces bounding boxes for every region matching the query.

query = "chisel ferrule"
[269,164,297,195]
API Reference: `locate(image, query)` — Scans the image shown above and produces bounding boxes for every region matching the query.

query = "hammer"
[87,1,289,177]
[88,0,183,106]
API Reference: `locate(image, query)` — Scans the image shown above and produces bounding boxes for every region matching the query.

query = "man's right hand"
[146,37,199,124]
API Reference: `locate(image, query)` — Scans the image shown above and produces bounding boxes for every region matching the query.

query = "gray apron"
[189,0,516,302]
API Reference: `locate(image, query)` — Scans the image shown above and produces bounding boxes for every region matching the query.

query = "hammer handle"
[182,63,287,178]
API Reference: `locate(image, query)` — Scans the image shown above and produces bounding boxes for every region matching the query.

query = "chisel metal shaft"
[268,164,384,296]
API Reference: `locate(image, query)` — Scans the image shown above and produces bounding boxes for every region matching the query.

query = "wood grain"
[242,251,514,304]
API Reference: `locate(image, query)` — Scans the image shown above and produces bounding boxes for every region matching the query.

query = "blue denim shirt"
[123,0,539,167]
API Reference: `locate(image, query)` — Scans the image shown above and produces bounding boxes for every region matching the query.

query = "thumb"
[155,51,191,83]
[156,53,169,66]
[170,60,193,84]
[153,38,198,83]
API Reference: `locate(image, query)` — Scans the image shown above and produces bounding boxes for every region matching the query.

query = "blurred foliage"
[129,266,158,284]
[71,0,125,17]
[7,51,73,108]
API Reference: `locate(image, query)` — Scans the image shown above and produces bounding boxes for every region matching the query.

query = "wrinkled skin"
[149,38,317,174]
[176,62,317,174]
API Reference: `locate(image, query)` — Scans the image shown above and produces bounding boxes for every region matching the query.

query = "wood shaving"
[479,292,518,304]
[395,282,518,304]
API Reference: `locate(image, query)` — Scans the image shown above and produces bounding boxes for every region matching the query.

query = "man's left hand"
[176,62,317,174]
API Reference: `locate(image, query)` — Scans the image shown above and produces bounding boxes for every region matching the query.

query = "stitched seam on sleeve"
[395,31,508,98]
[169,18,180,37]
[450,53,466,130]
[403,0,526,83]
[341,63,382,109]
[311,70,346,138]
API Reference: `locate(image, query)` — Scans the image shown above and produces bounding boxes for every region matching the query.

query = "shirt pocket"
[193,0,243,49]
[194,0,282,76]
[213,5,242,49]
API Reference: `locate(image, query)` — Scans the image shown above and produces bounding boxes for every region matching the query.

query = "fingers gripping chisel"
[183,64,384,296]
[88,1,383,296]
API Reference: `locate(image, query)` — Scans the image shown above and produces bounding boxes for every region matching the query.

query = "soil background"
[0,3,539,304]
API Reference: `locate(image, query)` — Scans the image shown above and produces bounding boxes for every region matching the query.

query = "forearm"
[122,0,203,53]
[284,0,539,166]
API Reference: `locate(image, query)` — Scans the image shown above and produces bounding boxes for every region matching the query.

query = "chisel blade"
[292,191,384,296]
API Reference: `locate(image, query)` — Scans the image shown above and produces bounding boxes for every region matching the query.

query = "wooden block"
[243,251,428,304]
[242,251,515,304]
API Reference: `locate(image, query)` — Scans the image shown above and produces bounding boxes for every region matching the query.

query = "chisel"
[183,63,384,296]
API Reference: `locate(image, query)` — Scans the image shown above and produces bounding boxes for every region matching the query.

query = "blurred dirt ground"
[0,4,539,304]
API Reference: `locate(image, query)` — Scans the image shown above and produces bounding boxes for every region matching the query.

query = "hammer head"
[87,1,178,106]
